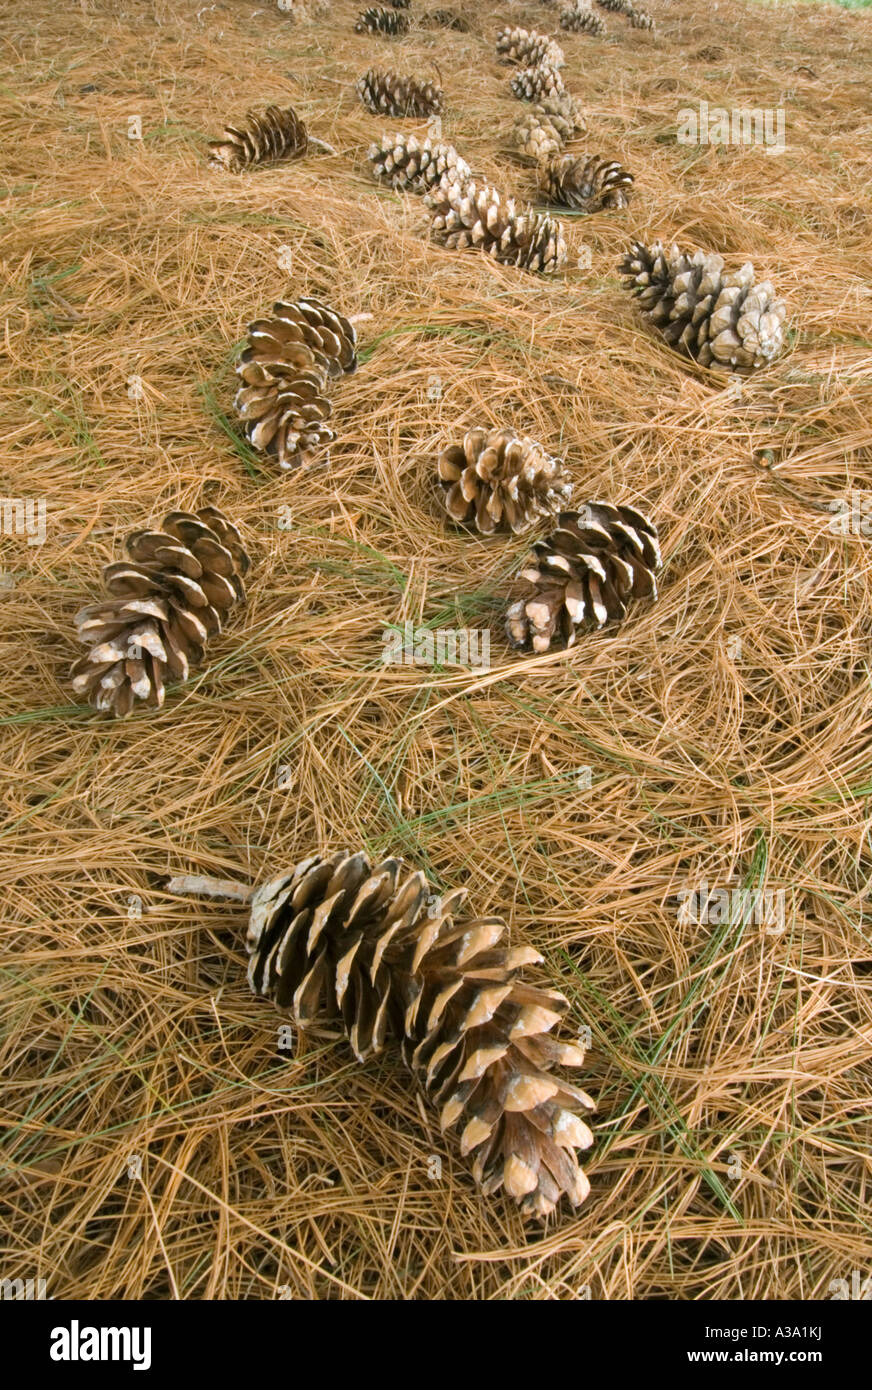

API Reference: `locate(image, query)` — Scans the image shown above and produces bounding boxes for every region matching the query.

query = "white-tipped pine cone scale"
[368,132,471,195]
[234,297,358,471]
[619,240,788,373]
[242,850,595,1217]
[437,427,573,535]
[71,507,250,717]
[426,176,567,275]
[506,503,661,652]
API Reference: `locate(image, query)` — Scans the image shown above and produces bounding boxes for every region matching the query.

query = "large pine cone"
[426,177,567,275]
[505,503,660,652]
[368,132,471,194]
[246,850,595,1217]
[560,4,605,34]
[619,240,788,372]
[355,5,410,33]
[496,26,566,69]
[71,507,250,717]
[541,153,633,212]
[208,105,308,172]
[510,63,565,102]
[234,297,357,470]
[437,426,573,535]
[357,69,444,118]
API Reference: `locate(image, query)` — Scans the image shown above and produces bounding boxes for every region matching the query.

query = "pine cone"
[277,0,329,17]
[437,427,573,535]
[505,503,660,652]
[420,8,470,29]
[355,6,411,33]
[536,91,586,136]
[496,26,566,69]
[508,111,564,164]
[71,507,250,717]
[628,7,655,28]
[368,132,471,194]
[595,0,633,11]
[388,0,411,6]
[208,105,308,172]
[357,69,444,118]
[559,4,606,34]
[426,176,567,275]
[510,63,565,102]
[540,153,633,211]
[246,850,595,1217]
[619,240,788,372]
[234,297,358,470]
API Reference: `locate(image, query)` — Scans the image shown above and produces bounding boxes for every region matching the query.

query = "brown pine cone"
[234,297,357,470]
[246,850,595,1217]
[505,503,661,652]
[540,153,634,211]
[437,426,573,534]
[426,176,567,275]
[71,507,250,717]
[357,69,444,118]
[208,105,308,172]
[368,132,471,194]
[508,111,565,163]
[618,240,788,372]
[355,6,411,34]
[628,7,655,28]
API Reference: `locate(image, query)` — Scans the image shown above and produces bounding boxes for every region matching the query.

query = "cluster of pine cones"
[63,3,802,1225]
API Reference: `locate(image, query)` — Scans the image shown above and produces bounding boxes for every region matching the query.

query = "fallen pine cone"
[619,239,788,372]
[208,104,308,172]
[496,26,566,69]
[71,507,250,716]
[368,131,471,194]
[437,426,573,534]
[540,153,634,212]
[505,502,660,652]
[357,68,444,118]
[234,296,357,471]
[355,5,411,34]
[168,852,596,1218]
[510,63,566,102]
[426,176,567,275]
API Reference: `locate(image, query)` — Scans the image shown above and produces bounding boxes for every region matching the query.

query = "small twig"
[751,454,834,515]
[165,873,253,903]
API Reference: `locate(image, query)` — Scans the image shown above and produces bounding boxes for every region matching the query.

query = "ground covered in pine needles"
[2,0,872,1302]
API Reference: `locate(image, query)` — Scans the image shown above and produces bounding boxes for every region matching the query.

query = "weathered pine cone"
[368,132,471,194]
[426,176,567,275]
[246,850,595,1217]
[560,4,606,35]
[510,63,565,102]
[540,154,634,212]
[618,240,788,372]
[71,507,250,716]
[628,7,655,29]
[357,69,444,118]
[508,111,565,164]
[208,105,308,172]
[505,503,661,652]
[355,6,411,34]
[496,26,566,69]
[437,426,573,535]
[234,297,357,470]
